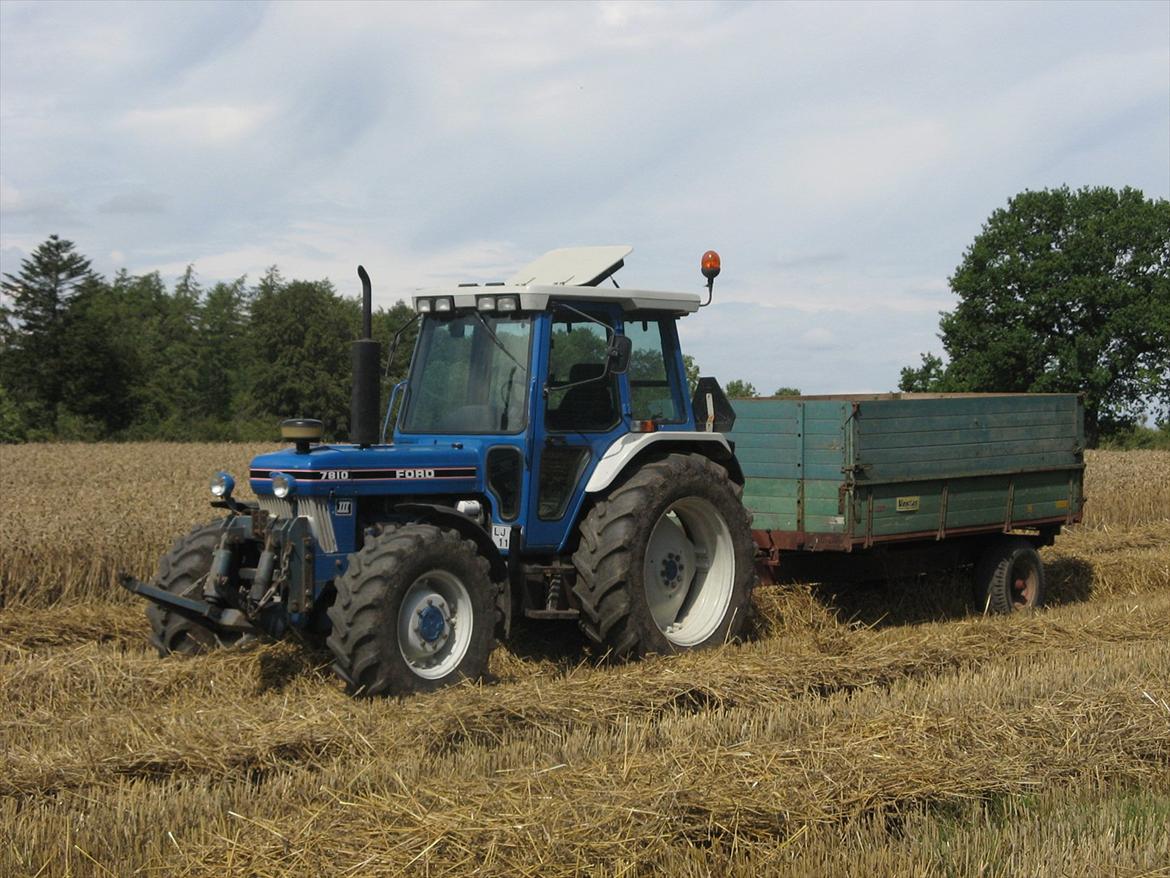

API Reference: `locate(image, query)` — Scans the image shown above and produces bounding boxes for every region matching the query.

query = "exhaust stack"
[350,265,381,447]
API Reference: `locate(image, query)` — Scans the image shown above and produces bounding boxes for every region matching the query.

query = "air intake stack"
[350,265,381,447]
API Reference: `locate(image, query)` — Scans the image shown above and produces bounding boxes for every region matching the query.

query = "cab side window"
[544,318,619,432]
[626,319,681,422]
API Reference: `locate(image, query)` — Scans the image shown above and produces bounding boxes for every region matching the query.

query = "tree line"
[0,236,417,442]
[3,184,1166,446]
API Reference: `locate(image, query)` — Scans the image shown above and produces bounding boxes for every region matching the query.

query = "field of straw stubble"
[1,444,1168,876]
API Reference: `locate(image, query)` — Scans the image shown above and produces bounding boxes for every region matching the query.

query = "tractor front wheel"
[147,520,251,656]
[572,453,755,658]
[326,524,496,696]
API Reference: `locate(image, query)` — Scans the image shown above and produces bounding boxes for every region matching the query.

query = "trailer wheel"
[326,524,496,696]
[147,521,251,655]
[975,537,1046,614]
[572,453,755,658]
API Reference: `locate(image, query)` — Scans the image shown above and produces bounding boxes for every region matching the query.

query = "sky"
[2,0,1167,394]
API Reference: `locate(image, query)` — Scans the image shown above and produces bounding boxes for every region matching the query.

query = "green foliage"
[723,379,759,399]
[682,354,700,394]
[898,353,952,393]
[772,386,801,397]
[246,278,360,439]
[1096,421,1170,451]
[0,236,419,442]
[1,234,99,432]
[901,186,1170,444]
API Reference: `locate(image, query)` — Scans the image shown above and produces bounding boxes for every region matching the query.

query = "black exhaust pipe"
[351,265,381,447]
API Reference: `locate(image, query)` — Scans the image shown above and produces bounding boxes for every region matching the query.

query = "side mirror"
[607,335,632,374]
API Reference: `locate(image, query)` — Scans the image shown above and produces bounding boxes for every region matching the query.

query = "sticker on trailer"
[896,496,920,513]
[491,525,511,550]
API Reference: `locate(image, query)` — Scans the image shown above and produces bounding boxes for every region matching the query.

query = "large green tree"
[901,186,1170,443]
[245,275,360,438]
[1,235,99,433]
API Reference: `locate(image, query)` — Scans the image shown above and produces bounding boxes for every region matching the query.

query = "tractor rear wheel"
[975,537,1046,613]
[147,520,250,656]
[326,524,496,696]
[572,453,755,659]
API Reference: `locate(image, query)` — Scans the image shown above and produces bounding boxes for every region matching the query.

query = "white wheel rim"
[397,570,474,679]
[642,496,735,646]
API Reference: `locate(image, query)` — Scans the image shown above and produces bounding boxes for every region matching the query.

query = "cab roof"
[413,245,702,316]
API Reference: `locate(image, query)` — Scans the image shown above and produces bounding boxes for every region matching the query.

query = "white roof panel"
[506,245,633,287]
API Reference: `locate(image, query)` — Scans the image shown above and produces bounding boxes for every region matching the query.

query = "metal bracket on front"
[119,574,255,636]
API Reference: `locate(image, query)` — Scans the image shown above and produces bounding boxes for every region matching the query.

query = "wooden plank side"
[856,395,1078,421]
[804,479,848,534]
[857,454,1079,482]
[857,422,1075,450]
[855,409,1074,435]
[729,418,800,435]
[861,437,1077,465]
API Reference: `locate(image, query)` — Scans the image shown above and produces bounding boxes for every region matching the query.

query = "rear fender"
[583,432,744,494]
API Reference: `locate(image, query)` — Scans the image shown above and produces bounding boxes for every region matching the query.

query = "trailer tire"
[572,453,755,659]
[326,524,496,696]
[975,537,1046,614]
[147,521,251,656]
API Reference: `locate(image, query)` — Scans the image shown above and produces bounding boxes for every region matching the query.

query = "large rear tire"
[326,524,496,696]
[147,520,250,656]
[572,453,755,658]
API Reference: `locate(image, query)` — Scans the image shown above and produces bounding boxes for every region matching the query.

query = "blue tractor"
[124,247,754,695]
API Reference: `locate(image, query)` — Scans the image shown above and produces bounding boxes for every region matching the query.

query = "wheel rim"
[1009,556,1040,609]
[397,570,474,679]
[642,496,735,646]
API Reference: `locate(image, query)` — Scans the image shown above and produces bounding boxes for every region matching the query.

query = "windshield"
[401,314,533,434]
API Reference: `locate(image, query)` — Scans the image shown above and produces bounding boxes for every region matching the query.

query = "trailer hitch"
[119,574,256,637]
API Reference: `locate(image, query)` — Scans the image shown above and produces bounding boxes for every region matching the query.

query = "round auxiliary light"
[271,472,297,499]
[701,250,721,280]
[210,471,236,499]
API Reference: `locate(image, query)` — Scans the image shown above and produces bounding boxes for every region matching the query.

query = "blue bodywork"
[247,303,697,607]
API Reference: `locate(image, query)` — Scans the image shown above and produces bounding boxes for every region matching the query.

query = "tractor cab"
[393,246,707,551]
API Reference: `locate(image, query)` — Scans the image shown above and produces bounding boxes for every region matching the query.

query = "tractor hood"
[248,443,481,497]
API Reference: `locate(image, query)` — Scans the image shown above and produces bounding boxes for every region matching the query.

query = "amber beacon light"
[700,249,721,305]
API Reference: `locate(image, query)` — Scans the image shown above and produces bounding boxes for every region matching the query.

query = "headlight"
[417,298,433,313]
[496,295,518,312]
[434,296,454,312]
[271,472,296,499]
[210,471,235,499]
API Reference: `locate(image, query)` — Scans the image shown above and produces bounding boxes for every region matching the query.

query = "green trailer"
[728,393,1085,611]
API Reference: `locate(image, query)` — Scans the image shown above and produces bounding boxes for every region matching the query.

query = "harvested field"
[1,446,1168,875]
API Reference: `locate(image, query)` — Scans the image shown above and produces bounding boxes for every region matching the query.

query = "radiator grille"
[257,496,293,520]
[297,497,338,553]
[256,496,338,553]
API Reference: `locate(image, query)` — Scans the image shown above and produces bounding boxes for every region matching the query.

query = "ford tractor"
[124,247,755,695]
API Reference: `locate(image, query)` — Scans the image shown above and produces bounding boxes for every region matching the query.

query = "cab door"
[523,304,627,550]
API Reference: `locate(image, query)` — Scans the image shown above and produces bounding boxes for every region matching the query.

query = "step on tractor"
[125,247,758,694]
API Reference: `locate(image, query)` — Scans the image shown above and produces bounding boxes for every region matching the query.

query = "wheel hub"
[417,603,447,643]
[660,552,686,591]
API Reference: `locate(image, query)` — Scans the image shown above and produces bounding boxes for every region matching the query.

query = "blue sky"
[2,0,1167,393]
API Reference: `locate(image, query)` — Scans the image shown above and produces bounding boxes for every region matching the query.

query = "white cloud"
[120,104,271,146]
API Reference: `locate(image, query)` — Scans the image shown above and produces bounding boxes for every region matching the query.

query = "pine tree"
[0,236,99,432]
